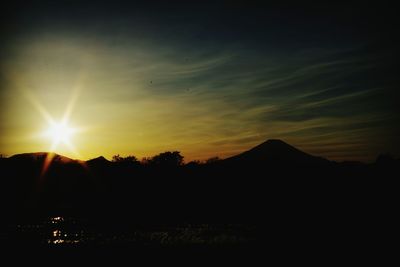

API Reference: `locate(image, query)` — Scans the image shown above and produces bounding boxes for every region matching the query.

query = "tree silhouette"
[186,160,201,167]
[149,151,184,167]
[205,156,220,164]
[112,154,123,162]
[112,154,139,163]
[140,157,152,165]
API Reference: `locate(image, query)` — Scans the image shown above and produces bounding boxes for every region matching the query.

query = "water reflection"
[47,216,81,245]
[50,217,64,224]
[11,217,254,246]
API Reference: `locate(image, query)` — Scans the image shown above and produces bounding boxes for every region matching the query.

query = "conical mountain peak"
[225,139,330,166]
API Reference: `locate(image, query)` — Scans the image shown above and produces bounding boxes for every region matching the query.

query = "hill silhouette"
[9,152,80,164]
[0,139,397,248]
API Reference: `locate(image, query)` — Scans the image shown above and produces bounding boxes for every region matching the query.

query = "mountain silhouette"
[87,156,109,162]
[86,156,111,165]
[8,152,80,164]
[224,139,331,166]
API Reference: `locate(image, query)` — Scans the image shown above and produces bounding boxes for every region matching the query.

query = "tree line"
[111,151,221,167]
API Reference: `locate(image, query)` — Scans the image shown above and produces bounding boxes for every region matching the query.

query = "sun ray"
[62,84,81,124]
[21,89,54,125]
[40,152,56,178]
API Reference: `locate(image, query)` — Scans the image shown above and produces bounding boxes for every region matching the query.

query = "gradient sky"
[1,1,399,162]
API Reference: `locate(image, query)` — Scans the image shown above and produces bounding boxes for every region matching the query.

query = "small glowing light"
[53,230,61,237]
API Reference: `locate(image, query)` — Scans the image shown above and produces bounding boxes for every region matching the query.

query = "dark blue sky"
[1,1,399,161]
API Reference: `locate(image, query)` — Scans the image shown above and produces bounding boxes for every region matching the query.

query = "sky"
[0,1,399,162]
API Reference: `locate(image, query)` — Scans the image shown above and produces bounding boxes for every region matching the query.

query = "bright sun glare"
[25,87,83,176]
[46,121,75,148]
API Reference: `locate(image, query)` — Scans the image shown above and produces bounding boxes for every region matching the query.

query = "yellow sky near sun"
[0,37,252,161]
[0,34,388,163]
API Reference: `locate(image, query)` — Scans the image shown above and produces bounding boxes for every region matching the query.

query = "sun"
[26,86,83,176]
[46,121,76,148]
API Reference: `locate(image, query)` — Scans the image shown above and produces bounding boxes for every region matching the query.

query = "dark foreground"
[0,140,397,260]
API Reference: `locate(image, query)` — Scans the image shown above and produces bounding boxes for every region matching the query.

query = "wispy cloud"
[1,31,397,162]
